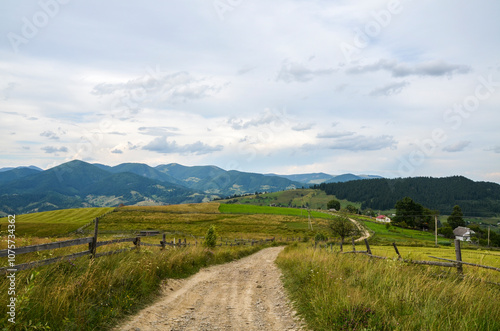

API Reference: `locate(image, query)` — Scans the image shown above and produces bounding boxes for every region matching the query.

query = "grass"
[221,188,362,210]
[0,243,274,330]
[277,243,500,331]
[0,207,115,237]
[359,219,444,246]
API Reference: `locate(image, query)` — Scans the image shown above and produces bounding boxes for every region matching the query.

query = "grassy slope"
[277,244,500,331]
[0,207,115,237]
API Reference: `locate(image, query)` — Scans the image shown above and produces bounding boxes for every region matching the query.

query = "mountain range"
[0,161,383,215]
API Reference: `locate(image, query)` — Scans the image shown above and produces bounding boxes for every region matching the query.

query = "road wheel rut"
[116,247,305,331]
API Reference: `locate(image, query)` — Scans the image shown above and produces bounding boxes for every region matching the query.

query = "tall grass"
[276,244,500,330]
[0,244,271,330]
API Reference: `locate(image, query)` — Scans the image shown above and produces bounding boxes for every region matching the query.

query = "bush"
[204,225,217,248]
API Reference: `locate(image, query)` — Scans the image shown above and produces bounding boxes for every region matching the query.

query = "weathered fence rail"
[319,238,500,275]
[1,221,278,275]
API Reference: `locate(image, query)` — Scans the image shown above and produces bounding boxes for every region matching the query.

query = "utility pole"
[488,226,490,247]
[435,215,438,247]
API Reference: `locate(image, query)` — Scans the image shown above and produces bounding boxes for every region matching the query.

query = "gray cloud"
[276,62,335,83]
[327,135,396,151]
[292,122,314,131]
[138,126,179,136]
[317,131,354,139]
[347,59,471,78]
[485,145,500,153]
[40,131,60,140]
[111,149,123,154]
[370,81,409,97]
[143,137,223,155]
[442,141,471,152]
[41,146,68,154]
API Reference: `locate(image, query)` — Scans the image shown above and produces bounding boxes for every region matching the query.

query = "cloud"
[138,126,179,136]
[442,141,471,152]
[276,61,335,83]
[40,131,60,140]
[485,145,500,153]
[41,146,68,154]
[327,135,396,151]
[111,149,123,154]
[228,110,289,130]
[317,131,354,138]
[91,71,225,108]
[347,59,471,78]
[370,81,409,97]
[143,137,223,155]
[292,122,314,131]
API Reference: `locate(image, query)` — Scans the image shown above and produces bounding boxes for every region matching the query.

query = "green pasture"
[0,207,115,237]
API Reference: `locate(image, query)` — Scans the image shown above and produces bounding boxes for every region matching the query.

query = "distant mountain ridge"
[0,160,302,215]
[269,172,383,184]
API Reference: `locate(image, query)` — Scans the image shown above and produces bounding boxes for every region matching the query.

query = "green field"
[0,207,115,237]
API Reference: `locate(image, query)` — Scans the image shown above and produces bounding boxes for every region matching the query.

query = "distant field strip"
[0,207,115,236]
[219,204,334,219]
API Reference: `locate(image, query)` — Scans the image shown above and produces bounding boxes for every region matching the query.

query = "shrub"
[204,225,217,248]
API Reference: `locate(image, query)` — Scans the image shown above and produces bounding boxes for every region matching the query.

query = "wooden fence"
[315,238,500,275]
[0,219,276,275]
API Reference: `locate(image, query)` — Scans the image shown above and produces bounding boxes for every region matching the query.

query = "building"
[376,215,391,223]
[453,226,475,242]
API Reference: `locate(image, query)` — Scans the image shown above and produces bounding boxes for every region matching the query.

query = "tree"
[328,214,359,244]
[393,197,430,228]
[327,199,341,210]
[204,225,217,248]
[345,204,358,214]
[447,205,465,229]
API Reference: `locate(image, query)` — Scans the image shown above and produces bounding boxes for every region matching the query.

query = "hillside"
[316,176,500,217]
[0,160,301,215]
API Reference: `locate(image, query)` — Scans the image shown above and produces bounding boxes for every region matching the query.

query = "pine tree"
[447,205,465,229]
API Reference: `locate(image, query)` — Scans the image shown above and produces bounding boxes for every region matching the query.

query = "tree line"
[314,176,500,217]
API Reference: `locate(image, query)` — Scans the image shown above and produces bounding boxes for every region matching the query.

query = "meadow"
[1,202,499,330]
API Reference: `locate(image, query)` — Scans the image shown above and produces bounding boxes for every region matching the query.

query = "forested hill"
[314,176,500,217]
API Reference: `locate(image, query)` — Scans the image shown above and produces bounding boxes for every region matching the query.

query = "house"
[453,226,475,242]
[376,215,391,223]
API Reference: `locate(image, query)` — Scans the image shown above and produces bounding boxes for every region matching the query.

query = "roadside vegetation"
[277,244,500,331]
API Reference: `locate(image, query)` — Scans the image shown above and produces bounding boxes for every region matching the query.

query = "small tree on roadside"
[328,213,360,245]
[204,225,217,248]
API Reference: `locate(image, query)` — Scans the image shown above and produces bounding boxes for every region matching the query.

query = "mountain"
[156,164,301,195]
[0,167,43,185]
[0,160,202,215]
[269,172,383,184]
[269,173,334,184]
[0,160,302,215]
[316,176,500,217]
[0,165,43,172]
[325,173,383,183]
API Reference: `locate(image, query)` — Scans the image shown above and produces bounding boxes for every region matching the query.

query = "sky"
[1,0,500,183]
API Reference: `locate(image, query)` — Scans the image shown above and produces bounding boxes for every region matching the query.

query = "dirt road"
[116,247,305,331]
[350,218,370,242]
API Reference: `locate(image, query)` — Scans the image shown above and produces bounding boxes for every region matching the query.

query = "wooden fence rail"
[1,220,278,275]
[322,238,500,276]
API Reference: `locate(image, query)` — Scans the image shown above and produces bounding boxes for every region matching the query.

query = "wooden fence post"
[134,236,141,250]
[364,239,372,255]
[352,237,356,252]
[340,238,343,252]
[90,218,99,258]
[161,234,166,250]
[454,239,463,274]
[392,242,402,260]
